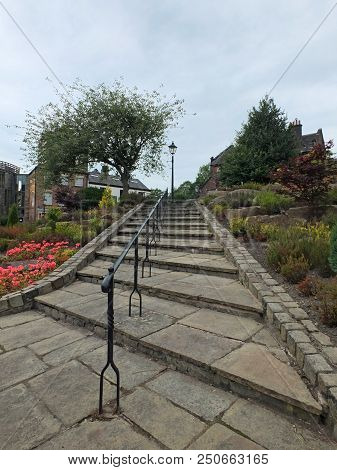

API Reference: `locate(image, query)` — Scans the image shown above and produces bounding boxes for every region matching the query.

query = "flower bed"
[0,240,80,297]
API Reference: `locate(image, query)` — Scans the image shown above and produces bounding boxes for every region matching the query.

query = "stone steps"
[96,246,238,278]
[34,281,322,422]
[118,228,213,240]
[76,260,263,318]
[109,237,223,254]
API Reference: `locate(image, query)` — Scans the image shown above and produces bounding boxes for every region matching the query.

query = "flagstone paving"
[0,311,335,450]
[1,200,337,449]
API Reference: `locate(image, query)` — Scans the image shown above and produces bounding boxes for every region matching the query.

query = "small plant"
[46,207,62,231]
[99,187,116,210]
[253,191,293,214]
[280,255,309,283]
[298,276,316,297]
[200,194,218,206]
[55,222,82,243]
[89,217,102,235]
[7,203,19,227]
[0,238,9,253]
[229,217,248,237]
[329,222,337,274]
[321,209,337,228]
[240,182,264,190]
[316,277,337,326]
[247,221,280,242]
[212,203,227,218]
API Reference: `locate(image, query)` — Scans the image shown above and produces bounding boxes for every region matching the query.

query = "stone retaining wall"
[0,204,143,317]
[197,201,337,438]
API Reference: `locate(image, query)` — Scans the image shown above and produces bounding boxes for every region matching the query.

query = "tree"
[194,164,211,193]
[7,203,19,226]
[174,181,196,200]
[99,187,116,210]
[272,141,336,202]
[54,186,80,211]
[46,207,62,231]
[23,81,185,195]
[220,96,297,186]
[80,187,105,210]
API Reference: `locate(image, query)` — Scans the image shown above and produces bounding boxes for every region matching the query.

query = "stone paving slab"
[143,324,242,366]
[41,336,105,366]
[212,343,322,415]
[146,370,237,420]
[38,418,160,450]
[178,308,263,341]
[0,310,43,329]
[80,345,166,390]
[122,388,206,449]
[222,399,336,450]
[28,360,115,426]
[0,383,61,449]
[0,317,67,351]
[188,423,263,450]
[0,347,48,391]
[29,329,90,356]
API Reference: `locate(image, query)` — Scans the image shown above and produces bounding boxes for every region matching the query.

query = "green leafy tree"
[46,207,62,231]
[195,164,211,193]
[99,187,116,210]
[329,222,337,273]
[23,81,185,195]
[80,187,105,210]
[7,203,19,227]
[174,181,196,200]
[220,96,297,185]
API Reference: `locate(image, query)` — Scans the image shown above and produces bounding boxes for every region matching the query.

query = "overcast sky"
[0,0,336,190]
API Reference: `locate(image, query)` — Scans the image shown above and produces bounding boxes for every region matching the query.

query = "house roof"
[301,130,324,153]
[88,170,150,191]
[210,145,234,166]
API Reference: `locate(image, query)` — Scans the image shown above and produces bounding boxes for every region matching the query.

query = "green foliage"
[7,204,19,227]
[326,187,337,204]
[46,207,63,231]
[246,221,280,242]
[24,80,185,195]
[0,238,9,252]
[316,277,337,326]
[229,217,248,237]
[89,217,102,235]
[119,192,143,206]
[79,187,105,210]
[321,209,337,229]
[253,191,294,214]
[0,216,8,226]
[280,255,309,283]
[329,223,337,273]
[194,164,211,193]
[239,182,264,190]
[174,181,196,200]
[220,96,297,186]
[147,188,163,201]
[212,203,227,217]
[225,190,256,209]
[55,222,82,243]
[99,187,116,210]
[200,194,218,206]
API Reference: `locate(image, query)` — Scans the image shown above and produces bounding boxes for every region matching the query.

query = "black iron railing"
[99,189,168,413]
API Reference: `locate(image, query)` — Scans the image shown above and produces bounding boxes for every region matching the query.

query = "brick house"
[24,166,88,222]
[0,161,19,218]
[199,145,233,195]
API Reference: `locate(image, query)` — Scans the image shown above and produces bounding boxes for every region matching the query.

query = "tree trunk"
[121,174,129,196]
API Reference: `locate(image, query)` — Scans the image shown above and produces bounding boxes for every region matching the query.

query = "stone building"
[0,161,19,218]
[199,145,233,196]
[88,169,150,201]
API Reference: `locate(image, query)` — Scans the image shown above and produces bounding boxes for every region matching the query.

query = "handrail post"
[99,273,120,414]
[129,238,142,317]
[141,219,151,278]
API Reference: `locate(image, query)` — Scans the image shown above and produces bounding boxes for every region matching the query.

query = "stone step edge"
[96,253,238,278]
[108,240,224,255]
[76,272,263,319]
[34,299,323,422]
[196,201,337,439]
[117,230,214,240]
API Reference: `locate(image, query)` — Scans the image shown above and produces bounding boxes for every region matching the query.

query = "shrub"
[46,207,63,231]
[119,192,143,207]
[240,182,264,190]
[272,140,336,203]
[280,255,309,283]
[321,209,337,228]
[99,187,116,210]
[329,222,337,273]
[225,190,256,209]
[80,187,105,210]
[55,222,82,243]
[247,221,280,242]
[253,191,294,214]
[89,217,102,235]
[0,216,8,226]
[212,203,227,218]
[54,186,80,210]
[298,276,316,297]
[0,238,9,253]
[200,194,218,206]
[0,225,27,239]
[316,277,337,326]
[7,204,19,226]
[229,217,248,237]
[326,187,337,204]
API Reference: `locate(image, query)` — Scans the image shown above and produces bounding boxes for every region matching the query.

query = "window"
[61,174,69,185]
[44,191,53,206]
[74,175,84,187]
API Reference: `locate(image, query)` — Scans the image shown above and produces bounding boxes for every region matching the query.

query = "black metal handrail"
[99,189,168,413]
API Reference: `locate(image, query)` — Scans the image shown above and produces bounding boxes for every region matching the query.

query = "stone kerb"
[0,203,143,317]
[196,201,337,438]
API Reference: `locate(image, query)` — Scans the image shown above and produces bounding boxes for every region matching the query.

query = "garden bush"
[321,209,337,228]
[7,203,19,226]
[55,222,82,243]
[46,207,63,231]
[119,192,143,207]
[239,182,264,190]
[325,187,337,204]
[229,217,248,237]
[0,238,9,253]
[316,277,337,326]
[247,221,280,242]
[200,194,218,206]
[253,191,294,214]
[212,203,227,218]
[279,255,309,283]
[329,222,337,273]
[298,276,316,297]
[225,189,256,209]
[0,216,8,226]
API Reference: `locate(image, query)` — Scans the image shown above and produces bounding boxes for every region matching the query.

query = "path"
[0,200,336,449]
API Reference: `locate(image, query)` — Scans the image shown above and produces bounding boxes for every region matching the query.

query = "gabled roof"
[301,130,324,153]
[210,145,234,166]
[88,171,150,191]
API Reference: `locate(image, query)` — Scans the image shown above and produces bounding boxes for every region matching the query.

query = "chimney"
[292,118,302,141]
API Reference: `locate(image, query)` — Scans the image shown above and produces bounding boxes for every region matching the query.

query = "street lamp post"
[168,141,177,202]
